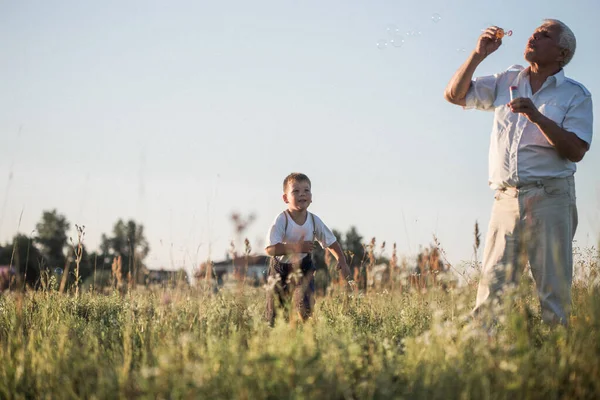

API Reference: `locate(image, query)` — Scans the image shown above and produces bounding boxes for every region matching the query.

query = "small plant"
[69,224,86,297]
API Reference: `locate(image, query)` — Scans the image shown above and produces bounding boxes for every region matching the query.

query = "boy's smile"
[283,180,312,212]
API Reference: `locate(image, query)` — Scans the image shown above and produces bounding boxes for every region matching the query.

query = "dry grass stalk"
[70,224,85,297]
[112,256,123,291]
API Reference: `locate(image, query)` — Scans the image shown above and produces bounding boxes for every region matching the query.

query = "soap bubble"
[386,24,402,36]
[390,36,405,47]
[406,30,422,41]
[382,24,405,49]
[380,23,419,49]
[431,13,442,23]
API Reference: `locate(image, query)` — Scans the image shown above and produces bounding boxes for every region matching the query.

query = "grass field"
[0,256,599,400]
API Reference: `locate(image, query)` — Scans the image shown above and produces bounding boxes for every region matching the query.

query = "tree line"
[0,209,149,291]
[1,209,452,293]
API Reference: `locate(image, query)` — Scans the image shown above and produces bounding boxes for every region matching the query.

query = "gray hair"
[543,19,576,67]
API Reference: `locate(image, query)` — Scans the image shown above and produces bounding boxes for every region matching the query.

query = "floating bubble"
[431,13,442,23]
[381,24,414,49]
[386,24,401,36]
[456,47,467,52]
[376,40,388,49]
[390,36,405,47]
[54,267,63,275]
[506,30,513,36]
[402,30,418,43]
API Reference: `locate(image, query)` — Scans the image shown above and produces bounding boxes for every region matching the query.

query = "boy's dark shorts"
[265,255,315,325]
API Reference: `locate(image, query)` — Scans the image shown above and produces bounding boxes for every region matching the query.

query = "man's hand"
[508,97,543,123]
[509,97,589,162]
[475,26,503,58]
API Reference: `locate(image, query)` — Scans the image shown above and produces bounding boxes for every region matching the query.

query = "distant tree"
[85,250,109,274]
[35,209,70,269]
[343,226,366,289]
[344,226,365,270]
[0,234,44,289]
[100,219,150,283]
[0,243,11,266]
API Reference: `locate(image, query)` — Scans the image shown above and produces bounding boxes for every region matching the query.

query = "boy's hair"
[283,173,311,192]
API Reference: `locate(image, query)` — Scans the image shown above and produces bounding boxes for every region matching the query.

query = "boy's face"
[283,180,312,211]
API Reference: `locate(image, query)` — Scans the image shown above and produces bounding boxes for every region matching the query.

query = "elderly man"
[444,19,593,325]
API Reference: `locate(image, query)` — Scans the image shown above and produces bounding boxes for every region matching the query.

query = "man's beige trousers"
[474,176,578,325]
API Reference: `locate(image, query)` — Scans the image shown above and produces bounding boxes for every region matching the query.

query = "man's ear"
[558,48,569,65]
[282,193,289,203]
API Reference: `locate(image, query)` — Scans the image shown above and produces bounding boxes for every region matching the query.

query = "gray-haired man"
[444,19,593,325]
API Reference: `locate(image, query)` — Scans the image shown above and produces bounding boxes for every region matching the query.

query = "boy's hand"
[289,241,315,253]
[301,241,315,253]
[338,262,352,281]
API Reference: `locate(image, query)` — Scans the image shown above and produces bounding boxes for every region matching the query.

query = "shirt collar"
[553,68,566,87]
[519,66,566,88]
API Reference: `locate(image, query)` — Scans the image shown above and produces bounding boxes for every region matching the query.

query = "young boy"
[265,172,351,325]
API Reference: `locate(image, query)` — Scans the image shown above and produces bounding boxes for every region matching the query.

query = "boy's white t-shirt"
[266,211,337,263]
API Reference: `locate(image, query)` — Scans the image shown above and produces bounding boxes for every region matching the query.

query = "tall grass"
[0,254,599,399]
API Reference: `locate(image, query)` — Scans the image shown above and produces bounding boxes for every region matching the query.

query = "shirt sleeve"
[265,213,286,248]
[563,94,593,147]
[464,74,499,111]
[312,214,337,248]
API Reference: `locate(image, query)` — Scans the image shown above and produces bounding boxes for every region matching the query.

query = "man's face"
[524,23,566,67]
[283,180,312,211]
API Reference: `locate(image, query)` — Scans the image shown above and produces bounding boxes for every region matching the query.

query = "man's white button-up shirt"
[465,65,593,189]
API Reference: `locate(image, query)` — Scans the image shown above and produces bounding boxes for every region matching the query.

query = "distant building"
[145,268,189,287]
[195,255,270,286]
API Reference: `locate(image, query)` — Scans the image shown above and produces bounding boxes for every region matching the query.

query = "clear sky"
[1,0,599,279]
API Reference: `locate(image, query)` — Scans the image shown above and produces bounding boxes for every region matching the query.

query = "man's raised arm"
[444,27,503,106]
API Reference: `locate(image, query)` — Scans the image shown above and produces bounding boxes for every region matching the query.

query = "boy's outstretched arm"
[265,241,314,256]
[327,241,352,281]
